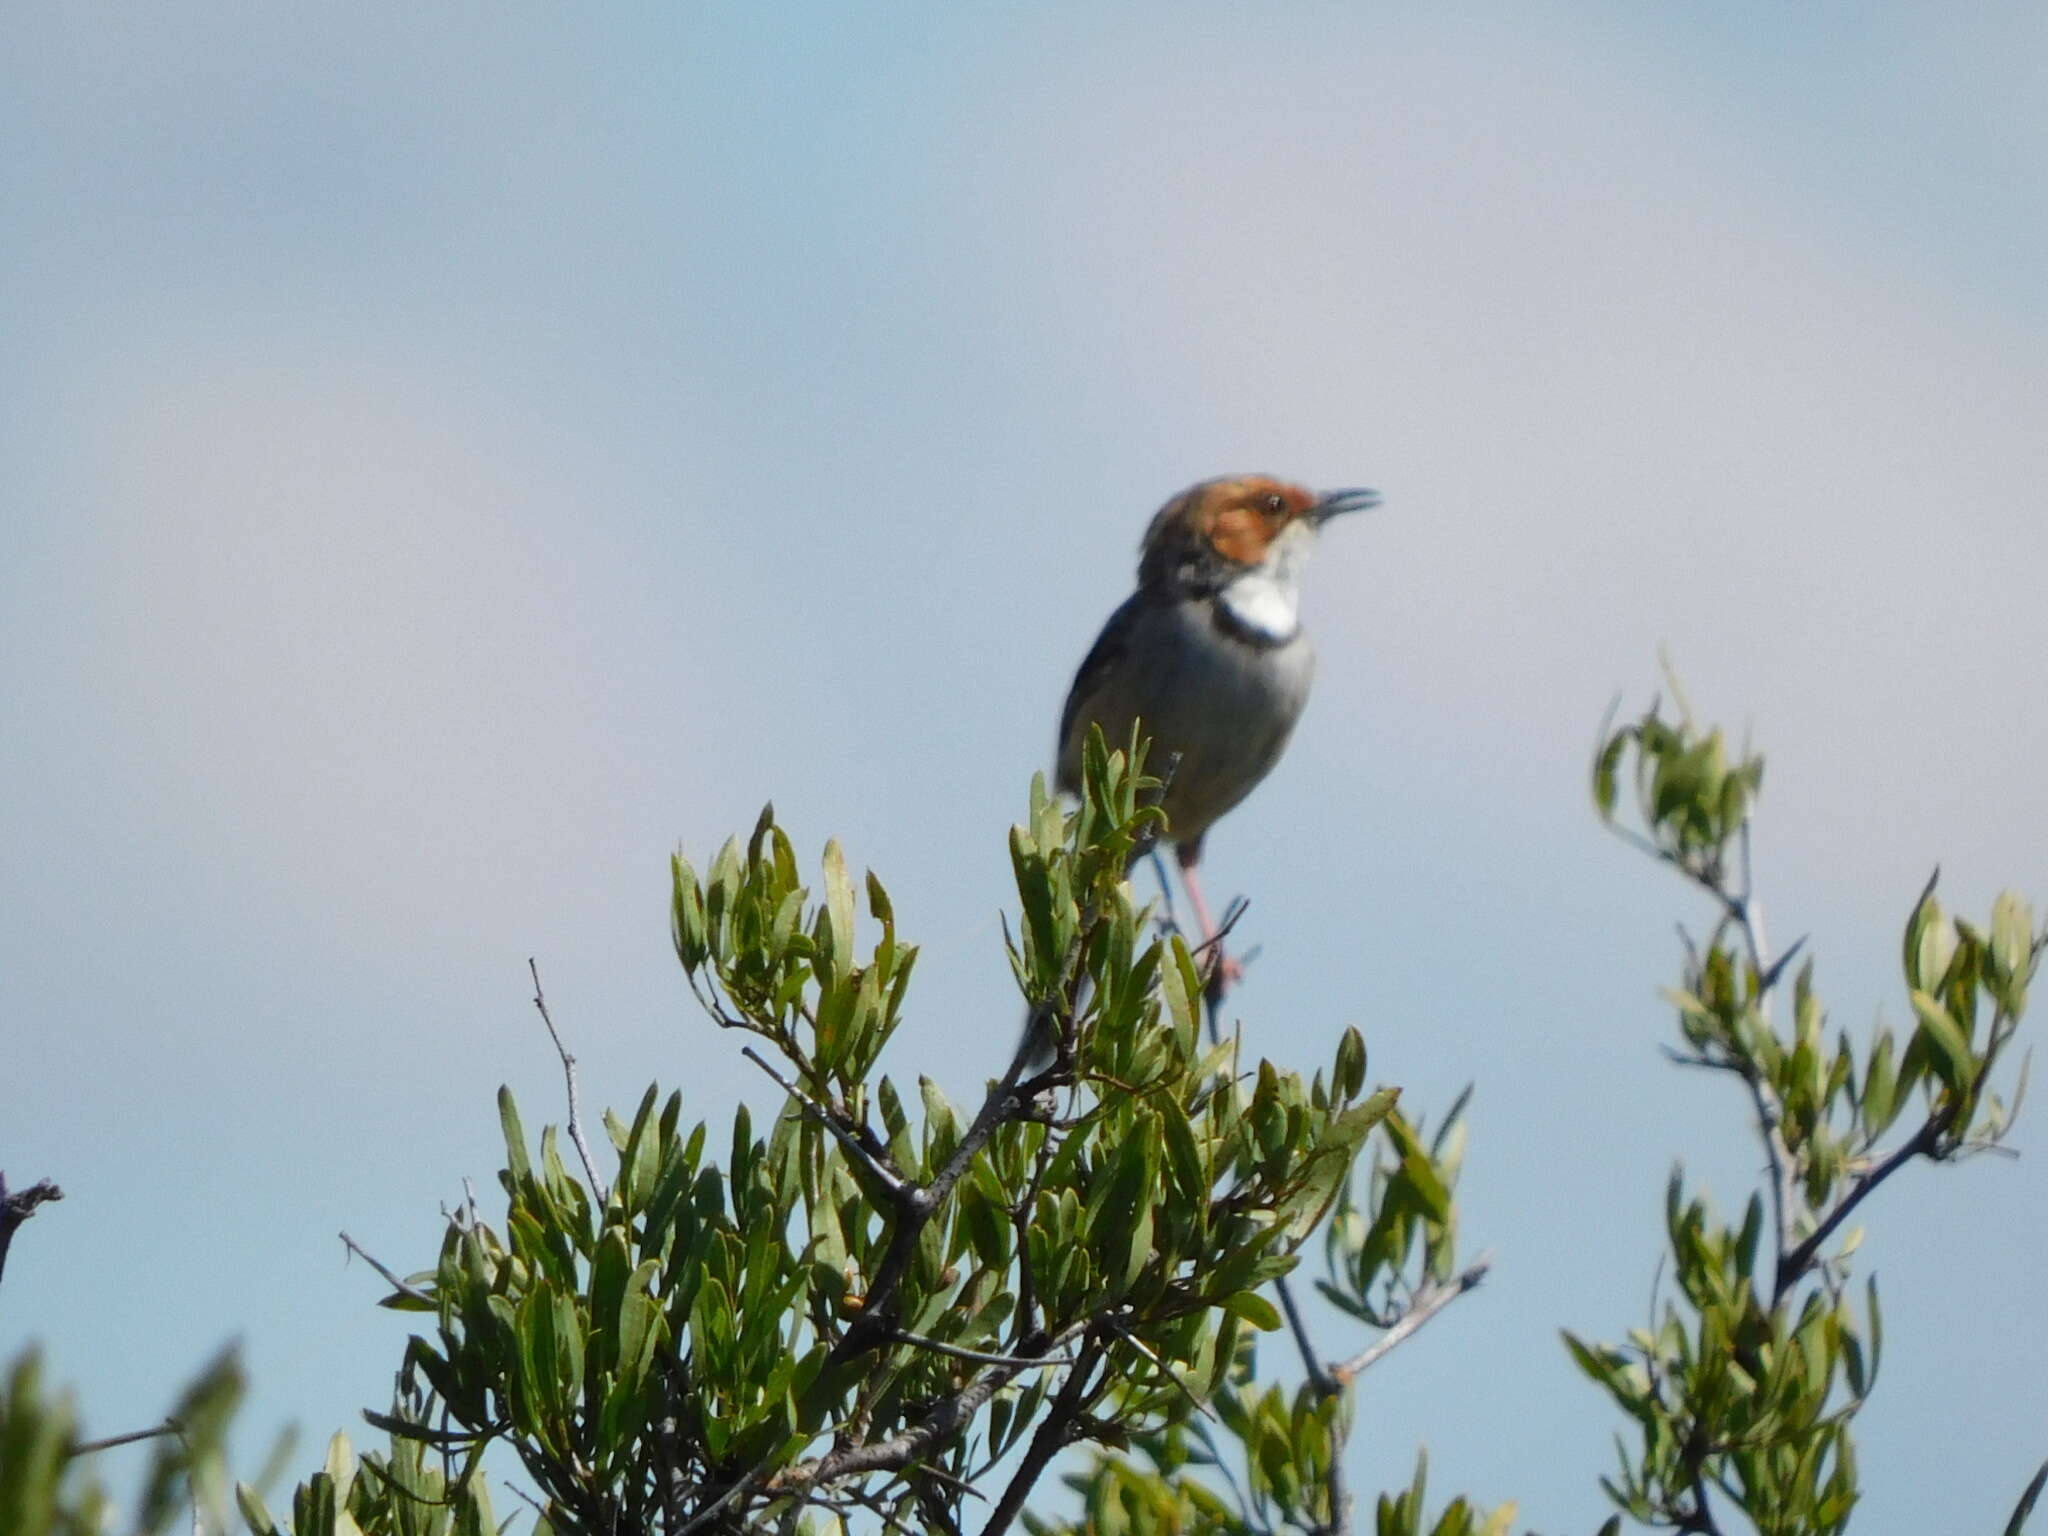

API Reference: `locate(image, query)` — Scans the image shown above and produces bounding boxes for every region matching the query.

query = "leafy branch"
[1578,689,2043,1535]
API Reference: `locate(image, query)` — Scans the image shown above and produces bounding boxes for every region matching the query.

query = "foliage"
[0,1347,242,1536]
[162,727,1488,1535]
[8,693,2043,1536]
[1576,692,2043,1535]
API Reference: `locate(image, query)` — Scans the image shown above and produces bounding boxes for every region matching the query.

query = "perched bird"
[1055,473,1378,977]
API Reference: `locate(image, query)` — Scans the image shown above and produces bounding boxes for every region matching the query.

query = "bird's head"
[1137,475,1378,597]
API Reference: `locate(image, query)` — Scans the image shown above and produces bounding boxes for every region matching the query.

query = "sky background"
[4,3,2046,1530]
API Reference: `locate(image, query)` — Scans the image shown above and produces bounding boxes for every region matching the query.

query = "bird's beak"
[1310,487,1381,524]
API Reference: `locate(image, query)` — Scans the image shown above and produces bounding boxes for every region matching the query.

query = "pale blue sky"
[4,5,2045,1530]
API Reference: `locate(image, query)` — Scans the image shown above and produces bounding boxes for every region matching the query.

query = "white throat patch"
[1217,521,1313,643]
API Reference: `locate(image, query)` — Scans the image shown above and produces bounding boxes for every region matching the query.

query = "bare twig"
[1720,828,1803,1281]
[1329,1255,1493,1384]
[1200,969,1347,1534]
[1191,897,1251,961]
[1108,1317,1218,1423]
[1680,1467,1726,1535]
[674,1446,785,1536]
[339,1230,432,1306]
[741,1046,906,1197]
[1621,820,1803,1289]
[893,1329,1072,1371]
[528,959,609,1205]
[0,1173,63,1288]
[68,1422,180,1457]
[503,1481,550,1522]
[774,1319,1095,1500]
[1321,1434,1352,1536]
[1277,1275,1338,1396]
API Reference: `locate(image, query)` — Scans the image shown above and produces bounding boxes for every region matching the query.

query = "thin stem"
[780,1320,1095,1495]
[1777,1113,1945,1298]
[1329,1256,1493,1385]
[831,929,1091,1368]
[741,1046,906,1197]
[339,1230,432,1306]
[1277,1277,1337,1396]
[893,1330,1071,1371]
[68,1423,180,1457]
[1621,818,1801,1286]
[528,959,609,1206]
[1109,1319,1217,1423]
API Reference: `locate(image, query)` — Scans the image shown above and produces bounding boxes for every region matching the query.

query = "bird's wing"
[1055,591,1147,796]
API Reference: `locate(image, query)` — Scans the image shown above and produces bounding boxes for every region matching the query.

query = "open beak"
[1310,487,1381,524]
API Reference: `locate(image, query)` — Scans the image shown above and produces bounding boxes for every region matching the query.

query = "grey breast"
[1066,597,1314,846]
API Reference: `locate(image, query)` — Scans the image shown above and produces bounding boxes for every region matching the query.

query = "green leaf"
[821,838,855,983]
[1326,1088,1401,1155]
[1561,1332,1627,1396]
[1735,1192,1763,1281]
[1991,891,2036,1013]
[1333,1026,1367,1101]
[236,1484,281,1536]
[1905,882,1951,993]
[498,1088,532,1183]
[1909,989,1973,1089]
[1592,729,1627,820]
[1158,1095,1209,1208]
[1222,1291,1283,1332]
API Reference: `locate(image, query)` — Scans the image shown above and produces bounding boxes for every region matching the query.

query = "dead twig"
[339,1230,433,1306]
[1329,1255,1494,1385]
[528,959,609,1206]
[67,1422,180,1458]
[742,1046,906,1197]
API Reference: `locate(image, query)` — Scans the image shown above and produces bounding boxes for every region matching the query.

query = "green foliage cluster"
[6,694,2042,1536]
[1,1349,241,1536]
[139,729,1482,1536]
[238,1432,494,1536]
[1575,696,2043,1536]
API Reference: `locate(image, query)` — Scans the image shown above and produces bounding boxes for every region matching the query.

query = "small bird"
[1055,474,1378,979]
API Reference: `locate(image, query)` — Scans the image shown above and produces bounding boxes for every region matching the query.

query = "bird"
[1053,473,1378,988]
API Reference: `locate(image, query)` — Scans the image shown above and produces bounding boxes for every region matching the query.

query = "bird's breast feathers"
[1055,590,1314,842]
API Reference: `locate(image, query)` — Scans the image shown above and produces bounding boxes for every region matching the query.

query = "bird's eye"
[1263,492,1286,515]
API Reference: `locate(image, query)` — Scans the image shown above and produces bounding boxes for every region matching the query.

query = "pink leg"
[1179,860,1245,990]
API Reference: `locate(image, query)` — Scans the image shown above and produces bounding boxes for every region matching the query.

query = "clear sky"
[4,4,2045,1530]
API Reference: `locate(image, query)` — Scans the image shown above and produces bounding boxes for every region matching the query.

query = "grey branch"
[1329,1255,1493,1384]
[1278,1275,1338,1397]
[1777,1109,1946,1297]
[825,927,1092,1368]
[773,1319,1094,1496]
[1612,814,1804,1285]
[527,958,609,1206]
[741,1045,905,1197]
[68,1422,180,1458]
[1727,825,1803,1284]
[979,1336,1108,1536]
[339,1230,433,1306]
[893,1328,1072,1371]
[1108,1319,1218,1423]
